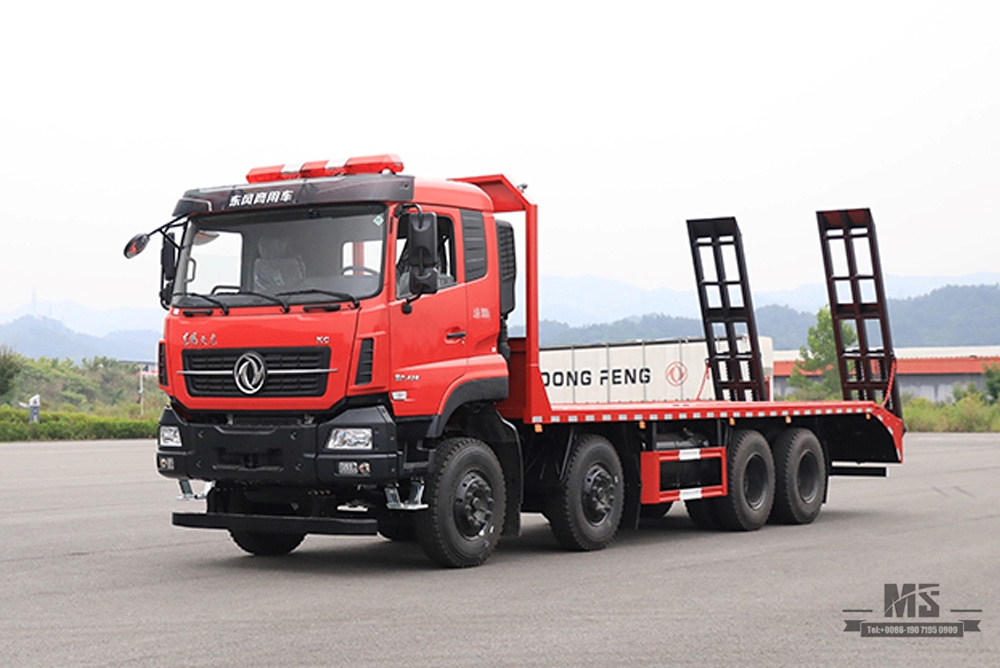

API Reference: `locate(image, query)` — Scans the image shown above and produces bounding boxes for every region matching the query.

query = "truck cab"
[141,155,521,565]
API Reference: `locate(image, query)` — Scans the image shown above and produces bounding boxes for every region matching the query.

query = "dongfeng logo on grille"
[234,352,267,395]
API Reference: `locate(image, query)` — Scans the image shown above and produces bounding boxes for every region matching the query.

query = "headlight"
[159,425,183,448]
[326,428,373,450]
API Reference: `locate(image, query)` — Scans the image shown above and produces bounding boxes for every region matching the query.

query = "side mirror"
[406,212,439,296]
[161,233,177,281]
[159,233,177,309]
[123,233,150,259]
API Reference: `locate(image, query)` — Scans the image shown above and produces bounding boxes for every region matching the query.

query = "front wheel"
[229,530,305,556]
[377,511,418,542]
[416,438,506,568]
[217,489,305,556]
[547,433,624,551]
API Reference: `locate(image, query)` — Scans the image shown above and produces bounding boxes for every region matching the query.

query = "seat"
[253,238,305,291]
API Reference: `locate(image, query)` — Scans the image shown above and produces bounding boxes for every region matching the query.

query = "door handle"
[446,331,467,340]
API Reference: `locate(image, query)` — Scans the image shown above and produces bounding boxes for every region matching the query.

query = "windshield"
[173,204,387,308]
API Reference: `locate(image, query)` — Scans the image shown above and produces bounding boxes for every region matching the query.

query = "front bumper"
[156,405,400,484]
[173,512,378,535]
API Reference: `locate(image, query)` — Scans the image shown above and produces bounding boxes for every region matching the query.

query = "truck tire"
[684,498,721,530]
[378,511,418,542]
[714,429,774,531]
[229,530,305,556]
[770,428,827,525]
[547,433,624,551]
[416,437,506,568]
[222,491,306,556]
[640,501,674,520]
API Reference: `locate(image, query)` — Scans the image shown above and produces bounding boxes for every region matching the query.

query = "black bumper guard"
[173,512,378,535]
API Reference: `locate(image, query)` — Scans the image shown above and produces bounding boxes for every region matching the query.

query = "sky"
[1,1,998,315]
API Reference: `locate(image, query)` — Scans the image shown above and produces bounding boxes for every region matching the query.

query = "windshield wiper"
[276,289,360,309]
[211,286,290,313]
[180,293,230,315]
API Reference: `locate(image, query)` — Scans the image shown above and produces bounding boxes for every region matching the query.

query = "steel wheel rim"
[582,464,616,525]
[797,451,820,504]
[453,471,494,538]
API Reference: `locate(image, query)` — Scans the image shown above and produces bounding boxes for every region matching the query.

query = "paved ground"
[1,433,997,667]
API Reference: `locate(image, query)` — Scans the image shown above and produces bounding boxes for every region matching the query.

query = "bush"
[901,394,1000,432]
[902,398,948,432]
[0,406,157,442]
[942,395,994,432]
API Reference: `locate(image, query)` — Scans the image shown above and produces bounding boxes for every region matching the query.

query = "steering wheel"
[341,265,379,276]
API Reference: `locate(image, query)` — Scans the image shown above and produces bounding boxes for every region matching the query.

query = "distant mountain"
[756,305,815,350]
[534,307,814,350]
[540,314,704,346]
[3,282,1000,361]
[4,272,999,334]
[887,284,1000,346]
[0,316,159,361]
[0,300,163,337]
[520,284,1000,350]
[535,275,700,324]
[534,272,1000,327]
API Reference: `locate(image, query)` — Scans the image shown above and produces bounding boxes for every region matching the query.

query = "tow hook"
[178,479,215,501]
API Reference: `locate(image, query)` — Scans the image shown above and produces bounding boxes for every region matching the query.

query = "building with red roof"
[772,346,1000,402]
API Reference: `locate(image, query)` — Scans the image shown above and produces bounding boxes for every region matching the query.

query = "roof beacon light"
[246,154,404,183]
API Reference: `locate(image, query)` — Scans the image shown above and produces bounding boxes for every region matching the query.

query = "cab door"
[388,210,468,418]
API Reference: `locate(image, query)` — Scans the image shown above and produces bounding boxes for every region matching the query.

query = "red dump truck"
[124,154,903,567]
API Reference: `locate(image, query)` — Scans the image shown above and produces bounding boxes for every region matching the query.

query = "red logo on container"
[665,362,688,386]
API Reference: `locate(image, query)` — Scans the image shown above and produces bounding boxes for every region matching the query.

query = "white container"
[539,337,774,404]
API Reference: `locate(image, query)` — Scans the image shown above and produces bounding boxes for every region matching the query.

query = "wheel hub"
[581,464,616,525]
[453,472,494,538]
[797,451,820,503]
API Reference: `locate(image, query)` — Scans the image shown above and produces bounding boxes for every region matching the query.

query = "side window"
[461,209,487,282]
[396,215,457,298]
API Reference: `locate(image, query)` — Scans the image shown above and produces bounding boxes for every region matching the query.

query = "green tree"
[952,382,983,403]
[6,354,166,416]
[0,345,24,404]
[787,306,857,400]
[982,363,1000,405]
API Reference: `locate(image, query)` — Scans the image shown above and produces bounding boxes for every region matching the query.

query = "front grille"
[182,347,332,397]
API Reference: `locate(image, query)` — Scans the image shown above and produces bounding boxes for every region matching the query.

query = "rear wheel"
[714,429,774,531]
[770,428,827,524]
[685,498,721,530]
[640,501,674,520]
[416,438,506,568]
[547,433,624,551]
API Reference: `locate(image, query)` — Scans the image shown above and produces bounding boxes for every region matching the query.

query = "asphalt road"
[1,433,997,667]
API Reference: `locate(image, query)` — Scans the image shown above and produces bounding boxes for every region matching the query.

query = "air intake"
[355,338,374,385]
